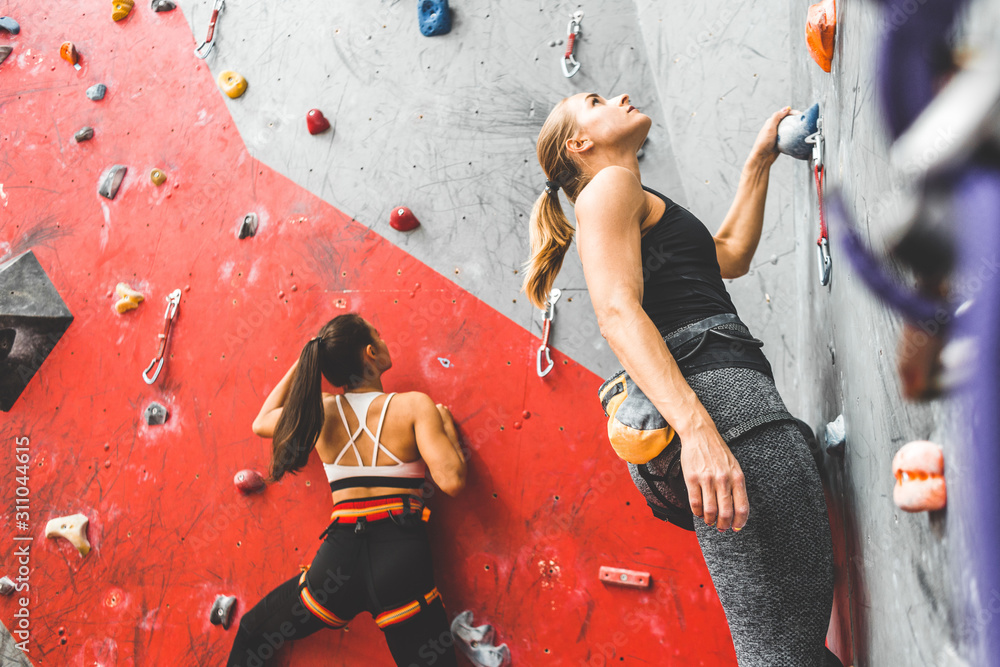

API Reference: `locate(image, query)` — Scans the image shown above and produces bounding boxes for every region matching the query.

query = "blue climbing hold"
[776,103,820,160]
[0,16,20,35]
[418,0,451,37]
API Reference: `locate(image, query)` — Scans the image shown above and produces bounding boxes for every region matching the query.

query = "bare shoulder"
[388,391,436,415]
[576,166,645,220]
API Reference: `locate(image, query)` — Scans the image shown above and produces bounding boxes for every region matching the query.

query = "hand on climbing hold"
[749,107,794,169]
[680,423,749,532]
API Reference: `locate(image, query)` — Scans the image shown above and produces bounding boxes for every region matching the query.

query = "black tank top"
[640,185,739,332]
[639,185,774,379]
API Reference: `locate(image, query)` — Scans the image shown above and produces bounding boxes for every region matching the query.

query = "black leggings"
[227,503,457,667]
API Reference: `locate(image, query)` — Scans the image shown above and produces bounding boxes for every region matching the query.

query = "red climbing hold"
[892,441,946,512]
[234,469,266,494]
[306,109,331,135]
[390,206,420,232]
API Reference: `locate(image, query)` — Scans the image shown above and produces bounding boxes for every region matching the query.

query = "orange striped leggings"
[226,497,457,667]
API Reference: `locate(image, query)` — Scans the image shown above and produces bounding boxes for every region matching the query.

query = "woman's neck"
[346,379,384,393]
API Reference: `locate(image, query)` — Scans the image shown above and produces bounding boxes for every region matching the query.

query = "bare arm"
[714,107,791,278]
[251,360,298,438]
[576,166,748,531]
[412,394,466,496]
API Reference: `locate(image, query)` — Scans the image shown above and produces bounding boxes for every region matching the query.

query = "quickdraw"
[536,288,561,377]
[561,11,584,78]
[805,118,831,286]
[143,289,182,384]
[194,0,225,59]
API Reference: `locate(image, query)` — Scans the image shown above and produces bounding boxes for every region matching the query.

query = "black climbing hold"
[86,84,107,101]
[151,0,176,11]
[98,165,127,200]
[210,595,237,629]
[237,213,258,239]
[0,17,20,35]
[0,251,74,412]
[143,402,168,425]
[0,46,12,67]
[418,0,451,36]
[74,127,94,143]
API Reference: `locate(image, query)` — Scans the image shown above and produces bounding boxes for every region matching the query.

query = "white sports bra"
[323,392,427,492]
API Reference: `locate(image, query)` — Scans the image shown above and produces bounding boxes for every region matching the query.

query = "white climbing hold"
[45,513,91,556]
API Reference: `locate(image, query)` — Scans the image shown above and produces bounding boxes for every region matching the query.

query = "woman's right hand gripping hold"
[411,395,467,497]
[575,166,749,532]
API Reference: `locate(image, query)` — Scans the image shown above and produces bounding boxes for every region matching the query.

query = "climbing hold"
[44,513,91,557]
[217,70,247,99]
[210,595,237,629]
[599,566,651,589]
[98,164,127,199]
[150,169,167,186]
[522,411,531,419]
[113,282,144,313]
[237,212,258,239]
[824,414,846,457]
[0,46,13,67]
[151,0,176,11]
[74,126,94,143]
[0,576,14,596]
[390,206,420,232]
[893,440,946,512]
[234,469,266,494]
[306,109,331,135]
[437,357,452,368]
[143,401,168,426]
[0,251,74,412]
[86,83,108,101]
[418,0,451,36]
[451,611,511,667]
[777,103,820,160]
[112,0,134,22]
[60,42,82,71]
[513,421,522,430]
[806,0,836,73]
[0,17,20,35]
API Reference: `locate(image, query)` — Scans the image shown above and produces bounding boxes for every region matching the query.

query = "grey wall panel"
[178,0,687,380]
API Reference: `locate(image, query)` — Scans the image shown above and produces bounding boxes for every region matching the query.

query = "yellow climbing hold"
[217,70,248,99]
[114,282,144,313]
[112,0,135,22]
[150,169,167,186]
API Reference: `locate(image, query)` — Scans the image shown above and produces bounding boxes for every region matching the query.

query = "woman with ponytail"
[226,313,465,667]
[525,95,842,667]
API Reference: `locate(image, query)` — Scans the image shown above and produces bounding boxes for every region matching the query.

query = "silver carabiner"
[194,0,226,59]
[817,237,832,286]
[143,289,182,384]
[536,288,562,377]
[804,117,825,169]
[561,11,583,78]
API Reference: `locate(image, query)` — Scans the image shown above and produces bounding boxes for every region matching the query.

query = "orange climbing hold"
[892,440,947,512]
[806,0,836,73]
[114,282,144,313]
[59,42,80,69]
[217,71,248,99]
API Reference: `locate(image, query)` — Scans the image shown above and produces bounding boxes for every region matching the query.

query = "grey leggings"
[629,368,839,666]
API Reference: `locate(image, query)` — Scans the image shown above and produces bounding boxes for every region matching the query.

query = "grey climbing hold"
[151,0,176,11]
[777,103,820,160]
[437,357,452,368]
[0,251,74,412]
[74,126,94,143]
[210,595,237,629]
[0,17,20,35]
[98,164,127,200]
[451,611,511,667]
[0,46,12,67]
[824,414,846,457]
[144,401,168,425]
[237,213,258,239]
[0,576,15,596]
[86,84,108,101]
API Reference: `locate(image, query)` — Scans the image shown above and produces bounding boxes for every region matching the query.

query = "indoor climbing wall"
[1,0,993,665]
[0,1,733,665]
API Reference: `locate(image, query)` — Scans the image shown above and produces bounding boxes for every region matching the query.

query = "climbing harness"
[561,11,584,78]
[142,289,181,384]
[805,118,831,286]
[536,287,561,377]
[194,0,225,59]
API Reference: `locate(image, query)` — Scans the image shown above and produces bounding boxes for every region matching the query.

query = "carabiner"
[817,237,832,286]
[194,0,225,59]
[143,289,182,384]
[561,11,583,78]
[535,288,561,378]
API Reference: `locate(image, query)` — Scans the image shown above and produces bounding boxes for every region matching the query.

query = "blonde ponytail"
[523,191,575,309]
